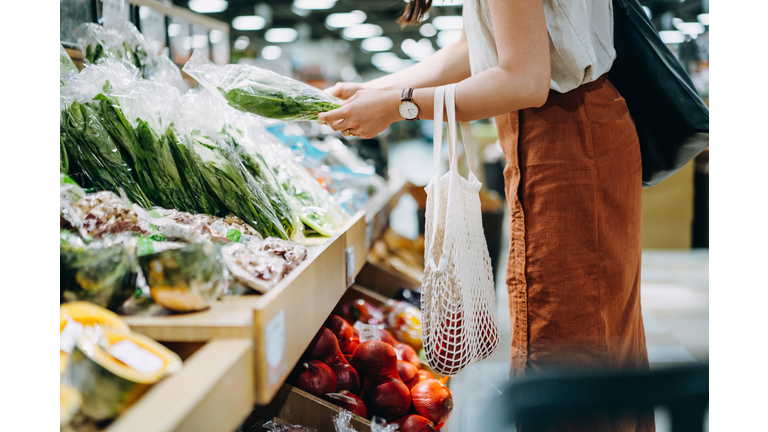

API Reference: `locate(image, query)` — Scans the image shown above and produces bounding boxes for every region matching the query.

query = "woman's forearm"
[411,62,551,123]
[365,29,471,91]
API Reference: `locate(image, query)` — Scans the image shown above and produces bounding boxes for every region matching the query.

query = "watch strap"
[401,87,414,102]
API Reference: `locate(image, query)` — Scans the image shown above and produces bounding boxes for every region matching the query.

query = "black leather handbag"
[609,0,709,187]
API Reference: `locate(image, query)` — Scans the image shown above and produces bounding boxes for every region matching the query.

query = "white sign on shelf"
[108,339,164,376]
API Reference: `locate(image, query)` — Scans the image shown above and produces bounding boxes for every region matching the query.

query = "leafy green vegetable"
[220,82,341,121]
[134,118,197,212]
[164,124,222,215]
[60,100,151,208]
[221,125,298,239]
[60,131,70,174]
[188,129,289,240]
[93,89,168,208]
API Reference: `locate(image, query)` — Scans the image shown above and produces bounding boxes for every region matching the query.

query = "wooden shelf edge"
[106,339,254,432]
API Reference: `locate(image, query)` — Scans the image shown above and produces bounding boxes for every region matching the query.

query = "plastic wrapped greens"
[253,127,348,236]
[183,50,341,121]
[93,79,198,212]
[77,1,186,92]
[60,43,78,86]
[138,242,224,312]
[60,231,138,311]
[186,127,289,239]
[60,98,151,208]
[164,123,222,215]
[221,124,300,240]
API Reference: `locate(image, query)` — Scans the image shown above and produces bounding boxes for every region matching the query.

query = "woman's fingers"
[317,104,348,123]
[324,83,344,98]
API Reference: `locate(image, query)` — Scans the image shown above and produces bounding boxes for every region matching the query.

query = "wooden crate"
[242,384,372,432]
[101,339,254,432]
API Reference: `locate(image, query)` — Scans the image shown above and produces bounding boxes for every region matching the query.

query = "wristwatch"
[399,88,420,121]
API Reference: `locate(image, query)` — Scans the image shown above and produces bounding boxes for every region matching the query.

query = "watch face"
[399,101,419,119]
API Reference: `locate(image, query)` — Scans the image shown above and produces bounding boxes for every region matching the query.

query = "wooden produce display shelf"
[98,339,254,432]
[119,175,407,406]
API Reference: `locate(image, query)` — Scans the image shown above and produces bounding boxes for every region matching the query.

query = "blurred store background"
[60,1,709,431]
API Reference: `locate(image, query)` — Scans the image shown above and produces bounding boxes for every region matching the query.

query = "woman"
[319,0,654,430]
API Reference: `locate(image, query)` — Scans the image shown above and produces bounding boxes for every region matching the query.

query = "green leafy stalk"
[61,101,151,208]
[134,119,197,212]
[221,125,297,238]
[188,130,288,240]
[164,124,222,215]
[93,90,163,207]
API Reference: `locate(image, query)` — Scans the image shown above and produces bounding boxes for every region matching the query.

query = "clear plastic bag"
[60,43,79,86]
[183,50,341,121]
[60,61,152,208]
[171,91,291,240]
[221,243,288,293]
[77,0,186,92]
[263,417,317,432]
[249,237,307,271]
[138,241,224,312]
[60,231,139,311]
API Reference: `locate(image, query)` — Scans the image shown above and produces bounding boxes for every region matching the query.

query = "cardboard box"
[641,161,695,249]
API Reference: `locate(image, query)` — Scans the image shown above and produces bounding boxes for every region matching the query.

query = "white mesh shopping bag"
[422,84,500,376]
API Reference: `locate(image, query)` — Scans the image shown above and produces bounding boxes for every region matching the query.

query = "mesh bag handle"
[427,84,477,275]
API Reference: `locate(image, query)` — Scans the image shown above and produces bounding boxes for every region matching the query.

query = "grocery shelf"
[106,339,254,432]
[120,174,408,405]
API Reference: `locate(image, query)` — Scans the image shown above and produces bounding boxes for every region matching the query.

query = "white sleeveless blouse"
[462,0,617,93]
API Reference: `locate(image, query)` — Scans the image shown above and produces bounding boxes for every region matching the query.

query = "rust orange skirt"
[496,75,654,431]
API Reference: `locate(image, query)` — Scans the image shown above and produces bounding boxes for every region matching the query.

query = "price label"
[346,246,355,287]
[108,339,164,376]
[60,320,84,354]
[266,310,287,384]
[354,321,381,342]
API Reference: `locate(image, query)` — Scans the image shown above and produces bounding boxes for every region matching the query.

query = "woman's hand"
[324,82,369,100]
[318,89,402,139]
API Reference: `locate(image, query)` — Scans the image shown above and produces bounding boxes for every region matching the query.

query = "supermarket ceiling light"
[401,38,435,61]
[188,0,228,13]
[232,15,266,31]
[419,23,437,37]
[672,19,705,37]
[139,6,152,19]
[326,10,367,29]
[234,36,250,51]
[437,30,461,48]
[361,37,393,52]
[371,52,413,73]
[342,24,383,40]
[261,45,282,60]
[209,29,225,44]
[265,28,298,43]
[659,30,685,44]
[431,0,464,6]
[432,16,463,30]
[697,13,709,26]
[293,0,336,10]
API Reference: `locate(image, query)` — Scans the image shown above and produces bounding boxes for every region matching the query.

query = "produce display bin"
[241,283,447,432]
[104,339,254,432]
[240,384,373,432]
[118,175,407,406]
